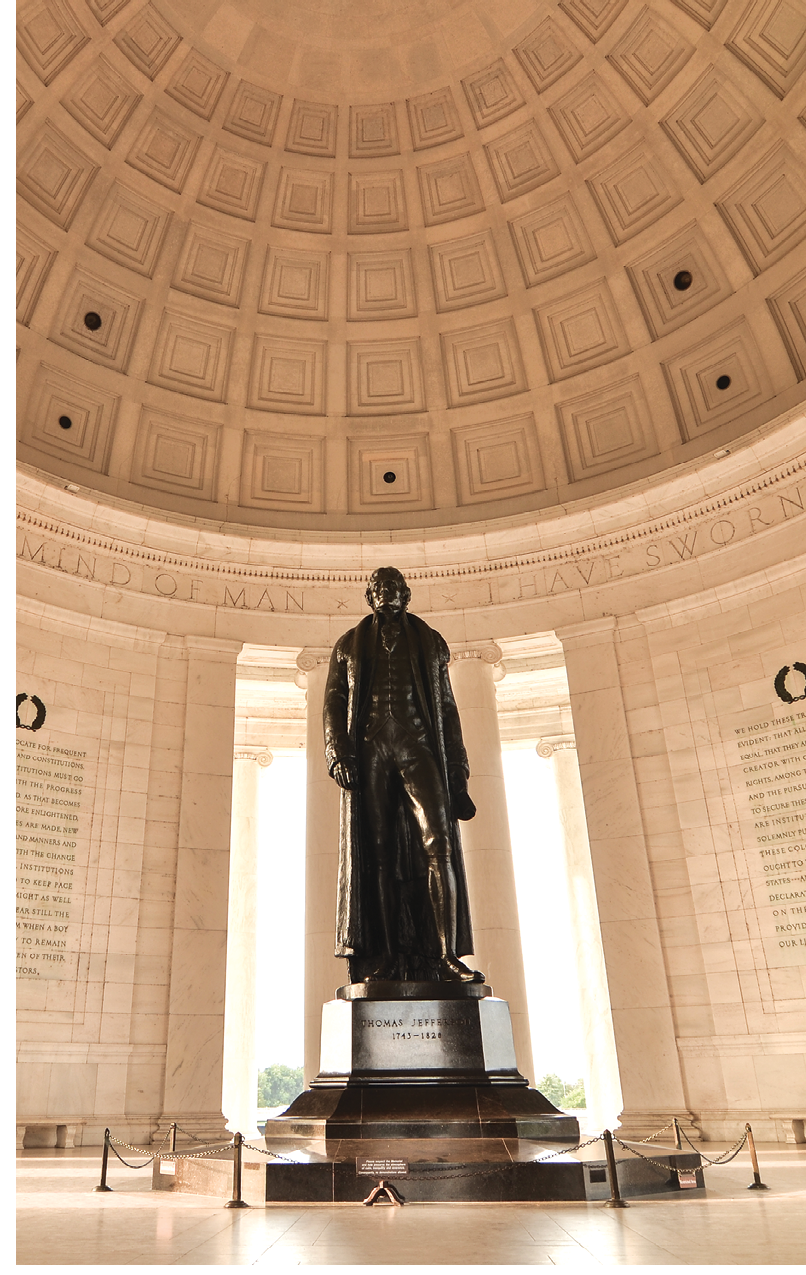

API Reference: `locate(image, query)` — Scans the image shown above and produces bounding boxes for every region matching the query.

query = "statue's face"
[367,570,408,618]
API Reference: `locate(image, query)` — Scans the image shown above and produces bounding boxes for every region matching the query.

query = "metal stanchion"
[170,1122,177,1153]
[92,1129,113,1192]
[673,1117,682,1150]
[745,1124,769,1190]
[603,1128,629,1208]
[224,1132,250,1208]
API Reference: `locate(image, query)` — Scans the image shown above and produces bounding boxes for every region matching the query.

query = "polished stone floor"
[16,1142,804,1265]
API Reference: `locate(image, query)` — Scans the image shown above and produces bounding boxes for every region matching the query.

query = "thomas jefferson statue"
[323,567,484,985]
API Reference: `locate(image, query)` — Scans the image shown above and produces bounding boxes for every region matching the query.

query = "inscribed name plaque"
[316,996,523,1084]
[16,730,97,982]
[721,697,806,969]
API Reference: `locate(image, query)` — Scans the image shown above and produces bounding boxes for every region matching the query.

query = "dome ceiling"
[16,0,806,532]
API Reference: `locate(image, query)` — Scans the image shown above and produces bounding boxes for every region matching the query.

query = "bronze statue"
[324,567,484,985]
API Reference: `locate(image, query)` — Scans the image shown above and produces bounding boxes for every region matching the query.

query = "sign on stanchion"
[357,1156,408,1206]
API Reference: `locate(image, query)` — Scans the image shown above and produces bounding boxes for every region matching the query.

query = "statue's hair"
[365,566,411,609]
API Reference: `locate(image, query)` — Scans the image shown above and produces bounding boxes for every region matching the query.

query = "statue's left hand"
[332,760,358,789]
[449,766,476,820]
[452,789,476,821]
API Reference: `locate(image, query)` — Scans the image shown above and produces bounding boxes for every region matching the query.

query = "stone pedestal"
[265,985,578,1157]
[253,984,704,1203]
[315,984,526,1088]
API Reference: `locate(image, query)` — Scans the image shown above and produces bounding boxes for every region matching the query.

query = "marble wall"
[16,602,239,1146]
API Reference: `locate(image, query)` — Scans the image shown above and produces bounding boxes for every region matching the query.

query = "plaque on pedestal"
[315,987,525,1086]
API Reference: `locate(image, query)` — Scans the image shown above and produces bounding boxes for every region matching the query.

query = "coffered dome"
[16,0,806,532]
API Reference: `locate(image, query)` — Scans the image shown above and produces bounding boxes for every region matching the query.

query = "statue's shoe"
[438,956,485,983]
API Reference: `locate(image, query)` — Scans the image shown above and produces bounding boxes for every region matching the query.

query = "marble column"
[159,636,242,1142]
[296,650,342,1087]
[448,643,535,1085]
[555,618,695,1140]
[537,735,622,1131]
[222,746,272,1138]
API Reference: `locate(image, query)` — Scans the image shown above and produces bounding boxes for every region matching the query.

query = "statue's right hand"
[332,760,358,789]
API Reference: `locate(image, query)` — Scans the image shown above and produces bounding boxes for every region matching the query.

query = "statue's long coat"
[323,612,475,967]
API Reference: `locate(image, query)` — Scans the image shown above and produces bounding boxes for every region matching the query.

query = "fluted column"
[160,636,242,1141]
[296,649,342,1087]
[536,736,621,1131]
[222,746,272,1137]
[555,617,693,1139]
[448,642,535,1084]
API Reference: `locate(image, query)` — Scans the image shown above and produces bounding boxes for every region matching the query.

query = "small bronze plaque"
[356,1156,409,1178]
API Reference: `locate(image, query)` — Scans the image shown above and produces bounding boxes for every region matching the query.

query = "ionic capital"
[536,735,576,758]
[449,641,503,666]
[295,648,332,689]
[234,747,273,768]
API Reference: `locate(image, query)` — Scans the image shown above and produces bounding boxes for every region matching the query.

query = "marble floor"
[16,1142,804,1266]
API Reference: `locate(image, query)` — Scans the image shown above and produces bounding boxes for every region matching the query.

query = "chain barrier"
[93,1116,765,1200]
[677,1126,750,1166]
[614,1130,748,1182]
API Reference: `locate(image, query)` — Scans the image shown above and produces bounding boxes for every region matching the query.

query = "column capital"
[536,735,576,758]
[449,640,503,666]
[296,647,332,689]
[234,747,273,767]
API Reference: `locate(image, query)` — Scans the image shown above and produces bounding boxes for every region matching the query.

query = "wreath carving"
[773,664,806,705]
[16,693,47,731]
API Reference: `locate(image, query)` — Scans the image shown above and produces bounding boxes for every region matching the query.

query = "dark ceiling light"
[673,270,693,291]
[83,311,102,331]
[383,471,396,484]
[716,374,732,390]
[58,415,72,430]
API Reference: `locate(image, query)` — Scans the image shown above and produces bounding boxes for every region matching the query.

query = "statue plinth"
[313,988,525,1088]
[264,990,579,1148]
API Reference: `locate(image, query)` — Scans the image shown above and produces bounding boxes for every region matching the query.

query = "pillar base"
[152,1111,230,1146]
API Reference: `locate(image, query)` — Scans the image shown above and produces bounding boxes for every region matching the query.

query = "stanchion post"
[745,1124,769,1190]
[170,1122,177,1153]
[673,1117,682,1150]
[224,1132,250,1208]
[603,1129,629,1208]
[92,1129,113,1192]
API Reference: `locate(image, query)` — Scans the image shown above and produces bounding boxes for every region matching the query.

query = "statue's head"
[365,567,411,617]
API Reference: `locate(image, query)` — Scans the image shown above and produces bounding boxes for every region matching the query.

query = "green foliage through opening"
[257,1063,304,1108]
[536,1073,586,1109]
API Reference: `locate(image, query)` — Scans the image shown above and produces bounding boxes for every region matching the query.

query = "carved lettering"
[709,519,736,546]
[667,531,697,560]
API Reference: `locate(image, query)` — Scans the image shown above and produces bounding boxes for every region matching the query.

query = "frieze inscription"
[16,471,806,617]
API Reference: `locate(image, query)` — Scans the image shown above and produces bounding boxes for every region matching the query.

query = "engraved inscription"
[722,700,806,967]
[16,734,94,981]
